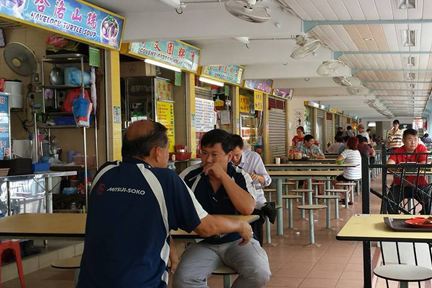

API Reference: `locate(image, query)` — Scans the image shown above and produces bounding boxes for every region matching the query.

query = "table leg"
[265,217,271,244]
[276,178,283,235]
[363,241,372,288]
[288,199,293,229]
[308,210,314,244]
[45,177,53,213]
[307,191,313,205]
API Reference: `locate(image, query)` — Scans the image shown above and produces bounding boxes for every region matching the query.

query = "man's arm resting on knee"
[194,215,252,246]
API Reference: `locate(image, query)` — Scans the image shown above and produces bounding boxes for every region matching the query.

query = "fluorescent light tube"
[158,0,181,8]
[199,76,224,87]
[144,59,181,72]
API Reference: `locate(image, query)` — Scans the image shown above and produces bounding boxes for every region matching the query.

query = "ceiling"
[85,0,432,120]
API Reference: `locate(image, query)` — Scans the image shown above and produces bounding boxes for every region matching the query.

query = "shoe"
[348,202,353,205]
[262,202,277,224]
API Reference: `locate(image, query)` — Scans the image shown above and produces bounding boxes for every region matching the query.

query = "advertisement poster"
[254,91,263,111]
[272,88,293,99]
[157,101,175,152]
[0,0,125,50]
[239,95,251,113]
[155,78,173,100]
[201,65,244,86]
[129,41,200,72]
[195,98,215,132]
[244,79,273,94]
[0,94,9,160]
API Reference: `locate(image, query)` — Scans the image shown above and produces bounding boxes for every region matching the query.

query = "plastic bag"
[62,89,91,112]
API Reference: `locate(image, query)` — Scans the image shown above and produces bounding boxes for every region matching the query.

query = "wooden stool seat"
[282,195,303,199]
[326,189,348,193]
[315,195,340,199]
[213,265,238,288]
[337,183,356,186]
[297,205,327,210]
[263,188,276,193]
[292,189,314,193]
[51,256,81,269]
[283,181,296,185]
[312,182,325,185]
[374,265,432,284]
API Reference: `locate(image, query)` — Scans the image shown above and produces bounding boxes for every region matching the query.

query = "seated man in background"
[295,134,325,159]
[77,120,253,288]
[387,128,432,214]
[326,132,344,154]
[174,129,271,288]
[231,134,275,246]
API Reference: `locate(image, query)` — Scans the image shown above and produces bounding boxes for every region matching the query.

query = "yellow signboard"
[157,101,175,152]
[254,91,264,111]
[239,95,251,113]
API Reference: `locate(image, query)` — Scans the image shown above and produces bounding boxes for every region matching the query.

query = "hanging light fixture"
[144,59,181,72]
[199,76,224,87]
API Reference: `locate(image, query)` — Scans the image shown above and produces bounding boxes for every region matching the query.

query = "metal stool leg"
[344,191,349,209]
[400,282,408,288]
[288,199,293,229]
[335,197,339,219]
[314,186,318,205]
[301,194,305,218]
[223,275,231,288]
[325,199,331,229]
[356,181,361,196]
[265,216,271,244]
[308,210,315,244]
[350,186,355,203]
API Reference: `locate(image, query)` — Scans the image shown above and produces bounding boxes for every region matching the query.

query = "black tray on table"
[384,217,432,232]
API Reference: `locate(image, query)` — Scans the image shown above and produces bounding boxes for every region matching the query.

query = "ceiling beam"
[334,51,432,59]
[352,68,432,73]
[365,81,432,84]
[304,19,432,33]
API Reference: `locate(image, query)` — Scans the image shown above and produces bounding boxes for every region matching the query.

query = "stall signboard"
[157,101,175,152]
[0,0,125,50]
[244,79,273,94]
[201,65,244,86]
[129,41,200,73]
[272,88,292,99]
[195,98,215,133]
[254,91,263,111]
[155,78,173,100]
[239,95,251,113]
[0,93,9,159]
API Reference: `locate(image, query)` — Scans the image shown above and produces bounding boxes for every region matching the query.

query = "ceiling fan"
[333,76,352,87]
[225,0,271,23]
[290,35,321,59]
[316,60,345,77]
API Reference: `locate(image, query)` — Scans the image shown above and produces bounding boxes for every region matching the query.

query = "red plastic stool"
[0,241,25,288]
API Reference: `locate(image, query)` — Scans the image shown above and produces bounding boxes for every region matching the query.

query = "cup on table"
[275,157,281,165]
[335,159,344,165]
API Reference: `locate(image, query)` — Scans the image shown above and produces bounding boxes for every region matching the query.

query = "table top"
[0,213,259,240]
[287,159,338,163]
[266,163,358,168]
[268,170,342,177]
[0,171,77,181]
[171,214,260,238]
[337,214,432,242]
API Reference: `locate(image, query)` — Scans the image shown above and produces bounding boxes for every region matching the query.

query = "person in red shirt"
[291,126,305,149]
[387,128,431,214]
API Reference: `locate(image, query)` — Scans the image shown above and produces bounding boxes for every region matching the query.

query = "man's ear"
[227,151,234,162]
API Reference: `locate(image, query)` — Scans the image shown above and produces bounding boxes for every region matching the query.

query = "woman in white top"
[333,136,362,205]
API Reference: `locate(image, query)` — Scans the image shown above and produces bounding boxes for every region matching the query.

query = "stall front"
[0,0,125,214]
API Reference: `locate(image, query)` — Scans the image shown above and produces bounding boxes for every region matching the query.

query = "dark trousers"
[251,209,265,246]
[387,185,432,214]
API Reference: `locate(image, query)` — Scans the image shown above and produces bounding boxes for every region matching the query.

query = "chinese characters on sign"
[244,79,273,94]
[129,41,200,72]
[254,91,263,111]
[195,98,215,133]
[272,88,293,99]
[155,79,173,100]
[201,65,244,86]
[239,95,251,113]
[157,101,175,152]
[0,0,124,50]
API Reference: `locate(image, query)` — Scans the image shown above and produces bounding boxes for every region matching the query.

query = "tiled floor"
[3,174,432,287]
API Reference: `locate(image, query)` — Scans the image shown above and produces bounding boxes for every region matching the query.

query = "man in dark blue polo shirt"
[77,121,253,288]
[173,129,271,288]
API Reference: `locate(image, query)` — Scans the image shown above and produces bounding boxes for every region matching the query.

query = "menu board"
[0,93,9,159]
[254,91,263,111]
[239,95,251,113]
[201,65,244,85]
[195,98,215,133]
[156,101,175,152]
[155,79,173,100]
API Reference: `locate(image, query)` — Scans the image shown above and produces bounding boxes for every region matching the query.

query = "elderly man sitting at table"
[386,128,432,215]
[295,134,325,159]
[173,129,271,288]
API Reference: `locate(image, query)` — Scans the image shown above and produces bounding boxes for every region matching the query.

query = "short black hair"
[403,128,417,139]
[334,134,343,143]
[343,135,350,142]
[424,133,429,138]
[347,126,352,130]
[122,121,168,158]
[304,134,314,142]
[201,129,233,154]
[366,128,371,132]
[356,135,366,144]
[393,119,400,125]
[231,134,244,150]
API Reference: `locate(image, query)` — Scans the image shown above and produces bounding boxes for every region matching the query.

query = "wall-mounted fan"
[4,42,38,77]
[225,0,270,23]
[333,76,352,87]
[290,35,321,59]
[316,60,344,77]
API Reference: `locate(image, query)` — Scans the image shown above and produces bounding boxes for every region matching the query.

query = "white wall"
[288,98,305,150]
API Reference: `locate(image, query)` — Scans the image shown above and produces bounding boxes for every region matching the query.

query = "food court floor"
[3,174,427,288]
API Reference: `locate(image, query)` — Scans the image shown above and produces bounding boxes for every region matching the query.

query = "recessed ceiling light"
[363,38,374,41]
[401,29,416,47]
[405,56,416,67]
[407,72,416,80]
[399,0,416,9]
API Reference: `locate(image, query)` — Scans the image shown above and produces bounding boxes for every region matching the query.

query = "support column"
[285,99,290,153]
[105,50,122,161]
[185,73,197,159]
[263,93,270,164]
[233,86,240,135]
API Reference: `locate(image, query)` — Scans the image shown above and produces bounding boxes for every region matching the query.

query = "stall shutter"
[195,87,213,100]
[269,107,286,158]
[325,114,333,146]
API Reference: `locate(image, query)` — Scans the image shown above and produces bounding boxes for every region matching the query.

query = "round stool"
[326,189,349,209]
[374,265,432,288]
[282,195,302,229]
[312,182,325,204]
[336,182,357,203]
[213,265,239,288]
[292,189,314,218]
[283,181,297,207]
[315,195,339,228]
[263,188,276,244]
[296,205,326,244]
[51,255,82,285]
